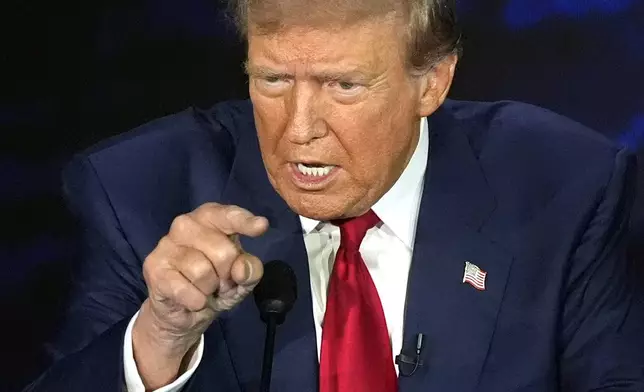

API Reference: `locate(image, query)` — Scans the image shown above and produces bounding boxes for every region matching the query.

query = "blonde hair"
[229,0,462,74]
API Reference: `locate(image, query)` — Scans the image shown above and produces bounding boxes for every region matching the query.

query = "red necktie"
[319,210,398,392]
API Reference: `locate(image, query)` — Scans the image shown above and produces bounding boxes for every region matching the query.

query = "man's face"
[247,17,449,220]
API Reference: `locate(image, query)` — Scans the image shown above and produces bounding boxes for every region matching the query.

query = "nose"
[284,82,327,145]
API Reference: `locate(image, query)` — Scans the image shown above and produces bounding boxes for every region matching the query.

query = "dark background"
[1,0,643,390]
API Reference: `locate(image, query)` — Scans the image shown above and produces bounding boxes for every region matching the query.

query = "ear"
[416,55,458,117]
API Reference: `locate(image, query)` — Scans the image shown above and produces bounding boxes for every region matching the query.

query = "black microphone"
[253,260,298,392]
[395,333,425,377]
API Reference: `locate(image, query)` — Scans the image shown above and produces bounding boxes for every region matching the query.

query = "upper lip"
[292,160,336,166]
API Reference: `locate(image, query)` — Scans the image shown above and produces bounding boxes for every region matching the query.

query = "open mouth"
[296,162,336,177]
[290,162,340,188]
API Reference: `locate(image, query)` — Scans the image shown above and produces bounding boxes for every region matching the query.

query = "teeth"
[297,163,334,177]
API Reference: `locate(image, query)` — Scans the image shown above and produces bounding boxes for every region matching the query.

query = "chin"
[269,170,370,220]
[284,192,351,221]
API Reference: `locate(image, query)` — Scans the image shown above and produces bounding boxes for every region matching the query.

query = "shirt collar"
[299,118,429,248]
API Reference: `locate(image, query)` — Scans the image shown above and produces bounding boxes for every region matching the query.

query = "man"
[26,0,644,391]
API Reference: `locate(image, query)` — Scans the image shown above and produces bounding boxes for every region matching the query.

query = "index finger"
[191,203,269,237]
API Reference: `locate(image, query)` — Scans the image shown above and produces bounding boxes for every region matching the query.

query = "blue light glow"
[504,0,635,28]
[617,115,644,151]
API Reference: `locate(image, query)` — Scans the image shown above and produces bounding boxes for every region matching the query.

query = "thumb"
[231,253,264,288]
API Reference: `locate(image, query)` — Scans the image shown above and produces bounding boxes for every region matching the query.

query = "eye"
[328,80,364,95]
[254,75,290,96]
[264,76,282,84]
[338,81,356,90]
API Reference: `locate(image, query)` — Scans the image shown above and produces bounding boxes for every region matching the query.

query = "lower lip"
[289,163,339,188]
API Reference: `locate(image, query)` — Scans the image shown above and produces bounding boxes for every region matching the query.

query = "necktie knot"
[332,209,380,251]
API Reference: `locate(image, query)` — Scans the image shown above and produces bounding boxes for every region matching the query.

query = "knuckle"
[212,241,240,263]
[143,238,176,279]
[225,205,250,220]
[155,236,175,254]
[199,202,221,211]
[182,258,212,281]
[142,260,154,285]
[170,214,194,235]
[196,203,222,220]
[143,248,164,283]
[171,279,189,301]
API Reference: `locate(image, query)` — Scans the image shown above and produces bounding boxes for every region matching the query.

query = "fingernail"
[244,259,253,283]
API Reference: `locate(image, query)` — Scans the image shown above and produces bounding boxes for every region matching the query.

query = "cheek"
[329,115,389,178]
[252,95,287,157]
[329,102,414,182]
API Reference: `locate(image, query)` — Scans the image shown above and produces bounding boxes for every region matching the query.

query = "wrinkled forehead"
[246,20,406,77]
[245,0,405,35]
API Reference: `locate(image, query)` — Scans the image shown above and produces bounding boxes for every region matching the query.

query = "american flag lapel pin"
[463,261,487,291]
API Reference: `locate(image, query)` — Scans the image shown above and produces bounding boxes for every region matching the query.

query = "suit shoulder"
[443,99,621,162]
[440,100,632,227]
[62,99,256,222]
[79,99,254,163]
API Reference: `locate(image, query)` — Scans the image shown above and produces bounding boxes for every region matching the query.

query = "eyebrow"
[244,61,376,83]
[244,62,292,79]
[314,70,374,83]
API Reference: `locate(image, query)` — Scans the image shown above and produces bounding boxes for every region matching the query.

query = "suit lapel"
[398,106,515,391]
[217,119,319,392]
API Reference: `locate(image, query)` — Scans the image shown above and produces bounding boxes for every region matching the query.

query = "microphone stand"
[253,260,297,392]
[260,315,278,392]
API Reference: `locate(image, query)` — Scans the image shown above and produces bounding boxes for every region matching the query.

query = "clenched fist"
[132,203,268,388]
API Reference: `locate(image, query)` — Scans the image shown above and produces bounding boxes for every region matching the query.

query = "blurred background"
[1,0,643,389]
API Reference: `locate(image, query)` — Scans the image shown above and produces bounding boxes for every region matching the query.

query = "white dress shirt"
[123,118,429,391]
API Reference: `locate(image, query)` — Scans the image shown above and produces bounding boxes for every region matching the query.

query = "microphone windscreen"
[253,260,297,324]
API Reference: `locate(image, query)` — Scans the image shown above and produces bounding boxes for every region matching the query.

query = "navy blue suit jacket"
[27,100,644,391]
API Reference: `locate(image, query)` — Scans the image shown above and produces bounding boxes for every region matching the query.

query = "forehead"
[246,18,405,74]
